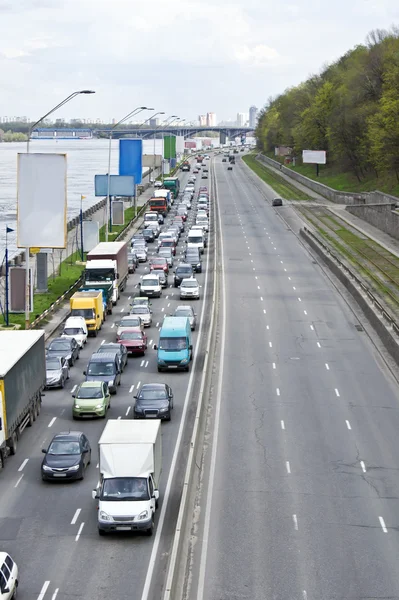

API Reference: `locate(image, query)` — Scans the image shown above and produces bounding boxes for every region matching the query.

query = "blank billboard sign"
[142,155,162,168]
[17,153,67,248]
[10,267,33,312]
[83,221,99,252]
[302,150,326,164]
[119,139,143,185]
[112,200,125,226]
[94,174,134,197]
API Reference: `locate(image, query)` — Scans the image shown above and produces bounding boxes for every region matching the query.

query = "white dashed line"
[14,475,24,488]
[156,322,159,327]
[48,417,56,428]
[161,307,164,312]
[293,286,296,290]
[293,514,298,530]
[317,342,321,348]
[257,286,260,290]
[360,461,367,473]
[100,339,105,345]
[286,461,291,474]
[75,522,85,541]
[167,303,170,307]
[266,325,269,329]
[335,388,340,397]
[117,416,122,420]
[379,516,388,533]
[272,363,276,369]
[310,325,314,330]
[71,509,81,525]
[37,581,50,600]
[71,385,77,394]
[325,363,329,370]
[126,406,131,416]
[346,420,352,430]
[120,307,125,312]
[276,388,280,396]
[145,361,149,368]
[140,360,145,367]
[304,310,307,315]
[281,420,285,430]
[111,323,115,328]
[51,589,59,600]
[260,297,263,301]
[288,275,291,279]
[298,297,301,302]
[149,339,153,345]
[128,296,131,300]
[129,384,134,393]
[18,458,29,472]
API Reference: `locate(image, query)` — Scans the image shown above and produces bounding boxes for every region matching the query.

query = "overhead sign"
[302,150,326,164]
[119,139,143,185]
[94,175,135,197]
[17,153,67,248]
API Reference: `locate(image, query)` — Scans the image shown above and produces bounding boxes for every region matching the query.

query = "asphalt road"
[189,154,399,600]
[0,163,215,600]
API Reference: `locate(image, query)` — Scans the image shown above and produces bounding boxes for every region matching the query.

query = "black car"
[143,228,155,242]
[97,342,128,372]
[184,248,202,273]
[222,158,227,162]
[133,383,174,421]
[201,173,208,179]
[41,431,91,481]
[174,263,194,287]
[227,165,233,171]
[272,197,283,206]
[46,337,80,367]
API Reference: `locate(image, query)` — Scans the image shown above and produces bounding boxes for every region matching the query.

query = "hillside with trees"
[255,28,399,192]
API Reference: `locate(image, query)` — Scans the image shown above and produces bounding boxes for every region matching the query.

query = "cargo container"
[70,290,104,336]
[85,242,129,305]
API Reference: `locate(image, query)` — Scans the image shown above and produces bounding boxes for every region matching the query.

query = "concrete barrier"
[346,203,399,241]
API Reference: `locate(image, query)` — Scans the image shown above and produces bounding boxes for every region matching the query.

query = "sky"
[1,0,399,123]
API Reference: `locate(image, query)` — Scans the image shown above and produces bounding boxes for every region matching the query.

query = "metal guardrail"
[304,225,399,332]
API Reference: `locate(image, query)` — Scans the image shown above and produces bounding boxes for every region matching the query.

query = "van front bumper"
[98,517,152,532]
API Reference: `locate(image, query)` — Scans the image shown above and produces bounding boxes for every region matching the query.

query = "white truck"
[85,242,129,305]
[93,420,162,536]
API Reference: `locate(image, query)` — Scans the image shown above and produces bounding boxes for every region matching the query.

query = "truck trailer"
[0,331,46,468]
[93,420,162,536]
[85,242,129,305]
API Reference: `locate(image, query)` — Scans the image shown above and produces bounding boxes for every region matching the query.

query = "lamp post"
[161,116,178,181]
[80,195,86,260]
[25,89,95,329]
[106,106,153,241]
[5,225,13,327]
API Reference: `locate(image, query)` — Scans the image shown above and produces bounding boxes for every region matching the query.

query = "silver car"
[133,246,148,262]
[180,277,200,300]
[116,315,144,339]
[130,305,152,327]
[158,247,174,267]
[173,305,197,330]
[45,356,69,389]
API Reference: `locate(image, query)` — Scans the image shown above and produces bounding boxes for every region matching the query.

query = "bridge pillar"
[220,131,228,145]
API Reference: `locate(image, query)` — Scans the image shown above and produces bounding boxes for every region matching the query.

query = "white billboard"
[142,155,162,168]
[83,221,99,252]
[302,150,326,164]
[142,139,163,155]
[17,153,67,248]
[175,136,185,153]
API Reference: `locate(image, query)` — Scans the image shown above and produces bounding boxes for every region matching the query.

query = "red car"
[150,256,169,274]
[199,187,208,193]
[118,327,148,356]
[159,238,176,255]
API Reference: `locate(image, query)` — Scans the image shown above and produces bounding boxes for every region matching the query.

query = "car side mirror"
[72,393,76,398]
[154,489,160,500]
[92,489,99,500]
[83,370,87,375]
[153,344,158,350]
[189,344,193,350]
[83,448,89,453]
[42,448,47,454]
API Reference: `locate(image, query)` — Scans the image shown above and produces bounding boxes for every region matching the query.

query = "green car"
[72,381,111,419]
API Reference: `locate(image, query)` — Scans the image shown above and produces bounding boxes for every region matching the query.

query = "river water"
[0,138,154,257]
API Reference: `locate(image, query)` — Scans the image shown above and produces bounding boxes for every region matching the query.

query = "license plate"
[146,414,158,418]
[169,365,178,369]
[116,526,131,531]
[53,473,67,477]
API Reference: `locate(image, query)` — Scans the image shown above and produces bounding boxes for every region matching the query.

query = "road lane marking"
[335,388,340,397]
[156,322,159,327]
[137,381,141,389]
[281,420,285,430]
[129,385,134,393]
[161,307,165,312]
[276,388,280,396]
[111,323,115,328]
[263,309,266,314]
[166,296,169,300]
[286,461,291,474]
[310,325,314,330]
[75,522,84,541]
[128,296,131,300]
[14,475,24,488]
[167,303,170,307]
[288,275,291,279]
[269,342,272,347]
[145,361,149,368]
[293,286,296,290]
[379,516,388,533]
[257,286,260,290]
[51,590,59,600]
[260,297,263,301]
[293,514,298,530]
[71,509,81,525]
[346,420,352,430]
[303,592,308,600]
[48,417,56,428]
[18,458,29,472]
[37,581,50,600]
[266,325,269,329]
[273,363,276,369]
[360,461,366,472]
[325,363,330,370]
[140,360,145,367]
[117,416,122,420]
[317,342,321,348]
[126,406,131,416]
[120,307,125,312]
[304,310,308,315]
[71,385,77,394]
[101,340,105,345]
[298,297,301,302]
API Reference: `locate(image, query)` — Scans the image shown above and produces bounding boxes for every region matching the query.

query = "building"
[198,115,207,127]
[207,112,217,127]
[149,118,160,127]
[236,112,246,127]
[249,106,258,129]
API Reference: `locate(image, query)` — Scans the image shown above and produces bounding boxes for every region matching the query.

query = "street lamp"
[105,106,153,241]
[24,89,95,329]
[138,111,165,181]
[161,116,178,181]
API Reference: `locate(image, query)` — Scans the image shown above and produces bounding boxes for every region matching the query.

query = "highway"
[188,154,399,600]
[0,165,215,600]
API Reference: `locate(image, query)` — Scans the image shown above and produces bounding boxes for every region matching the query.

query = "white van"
[144,212,159,223]
[0,553,18,599]
[139,274,162,298]
[61,316,88,348]
[187,230,205,254]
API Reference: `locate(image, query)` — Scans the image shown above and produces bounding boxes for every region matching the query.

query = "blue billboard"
[119,139,142,185]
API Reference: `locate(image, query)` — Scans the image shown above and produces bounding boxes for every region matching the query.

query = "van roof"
[160,316,190,335]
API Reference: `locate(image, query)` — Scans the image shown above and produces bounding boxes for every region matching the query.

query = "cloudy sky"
[1,0,399,123]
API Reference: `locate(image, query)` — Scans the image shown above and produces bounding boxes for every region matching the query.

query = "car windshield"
[177,268,193,275]
[175,309,192,317]
[132,307,149,314]
[120,331,142,340]
[49,340,70,350]
[63,327,83,335]
[46,359,61,370]
[71,308,95,319]
[48,440,80,455]
[101,477,150,501]
[159,336,187,350]
[139,388,167,400]
[77,386,103,399]
[87,362,115,376]
[182,280,198,288]
[120,319,140,327]
[197,216,207,222]
[143,279,159,286]
[161,241,173,246]
[188,237,202,243]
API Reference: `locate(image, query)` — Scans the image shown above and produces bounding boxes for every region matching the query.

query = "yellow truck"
[70,290,104,337]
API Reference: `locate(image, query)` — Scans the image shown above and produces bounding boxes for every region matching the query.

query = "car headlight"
[68,464,80,471]
[42,465,52,471]
[159,407,169,412]
[99,510,113,522]
[96,403,104,409]
[180,358,189,364]
[74,404,80,409]
[137,510,149,521]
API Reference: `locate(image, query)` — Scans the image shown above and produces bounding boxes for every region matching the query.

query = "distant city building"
[55,118,65,125]
[1,116,29,123]
[149,118,160,127]
[236,112,246,127]
[249,106,258,129]
[207,112,217,127]
[198,115,207,126]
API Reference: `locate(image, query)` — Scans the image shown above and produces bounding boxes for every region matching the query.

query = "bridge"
[92,125,254,143]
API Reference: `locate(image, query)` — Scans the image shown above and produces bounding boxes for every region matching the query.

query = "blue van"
[155,317,192,372]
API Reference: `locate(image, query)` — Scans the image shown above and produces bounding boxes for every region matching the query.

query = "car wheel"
[146,513,155,536]
[166,411,171,422]
[70,357,75,367]
[9,432,18,455]
[60,378,65,389]
[28,410,34,427]
[88,451,91,465]
[80,468,85,481]
[98,528,107,536]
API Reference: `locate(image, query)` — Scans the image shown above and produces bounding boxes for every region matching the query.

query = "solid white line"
[140,360,145,367]
[325,363,330,370]
[335,388,340,397]
[276,388,280,396]
[51,590,59,600]
[286,461,291,474]
[18,458,29,472]
[281,420,285,430]
[379,516,388,533]
[75,522,84,541]
[273,363,276,369]
[100,339,105,345]
[360,461,366,472]
[71,385,77,394]
[14,475,24,488]
[126,406,131,416]
[48,417,56,428]
[346,420,352,430]
[317,342,321,348]
[293,514,298,530]
[71,509,81,525]
[37,581,50,600]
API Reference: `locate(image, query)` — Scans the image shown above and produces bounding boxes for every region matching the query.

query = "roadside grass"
[242,154,312,201]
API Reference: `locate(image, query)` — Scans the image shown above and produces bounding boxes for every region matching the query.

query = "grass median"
[242,154,312,201]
